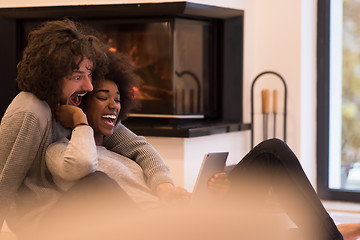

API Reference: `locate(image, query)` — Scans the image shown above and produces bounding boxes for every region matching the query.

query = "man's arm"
[0,112,45,229]
[103,123,174,191]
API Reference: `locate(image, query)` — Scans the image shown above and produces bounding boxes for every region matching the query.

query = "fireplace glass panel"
[88,18,214,118]
[174,19,211,117]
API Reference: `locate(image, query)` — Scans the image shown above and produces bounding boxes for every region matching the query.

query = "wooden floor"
[323,200,360,225]
[1,200,360,240]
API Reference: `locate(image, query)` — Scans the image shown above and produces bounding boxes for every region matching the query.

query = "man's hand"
[156,183,191,205]
[207,172,231,196]
[55,105,88,129]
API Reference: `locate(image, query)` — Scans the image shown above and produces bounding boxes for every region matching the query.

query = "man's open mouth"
[70,92,87,106]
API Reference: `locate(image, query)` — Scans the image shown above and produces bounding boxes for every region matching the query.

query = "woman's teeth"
[102,115,117,126]
[102,114,116,120]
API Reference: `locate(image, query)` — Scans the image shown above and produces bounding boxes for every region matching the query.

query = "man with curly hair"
[0,19,180,238]
[0,18,107,236]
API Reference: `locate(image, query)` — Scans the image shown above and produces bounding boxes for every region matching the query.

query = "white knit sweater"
[46,126,161,209]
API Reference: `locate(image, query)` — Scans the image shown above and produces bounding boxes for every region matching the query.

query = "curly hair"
[104,50,140,121]
[83,50,140,121]
[16,19,109,111]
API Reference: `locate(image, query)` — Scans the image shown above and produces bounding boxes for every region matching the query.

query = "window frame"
[317,0,360,202]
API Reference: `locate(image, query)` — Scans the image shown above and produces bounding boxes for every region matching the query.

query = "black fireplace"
[0,2,250,137]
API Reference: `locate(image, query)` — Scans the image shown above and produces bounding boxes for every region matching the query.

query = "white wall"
[147,131,251,191]
[0,0,318,185]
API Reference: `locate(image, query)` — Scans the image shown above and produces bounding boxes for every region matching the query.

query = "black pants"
[227,138,343,240]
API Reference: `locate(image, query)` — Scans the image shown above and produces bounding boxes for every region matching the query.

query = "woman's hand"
[156,183,191,205]
[55,105,88,129]
[207,172,231,196]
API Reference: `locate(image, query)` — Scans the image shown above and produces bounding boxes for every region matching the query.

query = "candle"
[261,89,270,114]
[273,89,278,114]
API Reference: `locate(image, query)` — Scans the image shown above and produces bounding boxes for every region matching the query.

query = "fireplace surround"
[0,2,250,137]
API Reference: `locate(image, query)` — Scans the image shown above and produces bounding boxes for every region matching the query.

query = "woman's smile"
[82,79,121,145]
[101,114,117,127]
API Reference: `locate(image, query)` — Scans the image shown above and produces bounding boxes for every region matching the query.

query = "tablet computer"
[191,152,229,202]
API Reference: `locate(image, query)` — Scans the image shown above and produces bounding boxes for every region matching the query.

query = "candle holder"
[250,71,287,148]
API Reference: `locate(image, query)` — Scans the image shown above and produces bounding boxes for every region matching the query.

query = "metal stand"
[250,71,287,148]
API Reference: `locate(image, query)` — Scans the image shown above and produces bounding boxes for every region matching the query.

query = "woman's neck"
[94,133,104,146]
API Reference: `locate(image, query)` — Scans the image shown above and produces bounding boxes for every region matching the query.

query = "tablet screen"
[191,152,229,201]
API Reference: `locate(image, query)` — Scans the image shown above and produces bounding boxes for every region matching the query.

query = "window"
[317,0,360,201]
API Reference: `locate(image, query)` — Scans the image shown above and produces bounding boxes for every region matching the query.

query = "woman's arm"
[46,105,98,190]
[103,122,174,191]
[46,126,98,183]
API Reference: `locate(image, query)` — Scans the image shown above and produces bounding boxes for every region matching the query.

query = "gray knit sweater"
[0,92,173,233]
[46,126,162,209]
